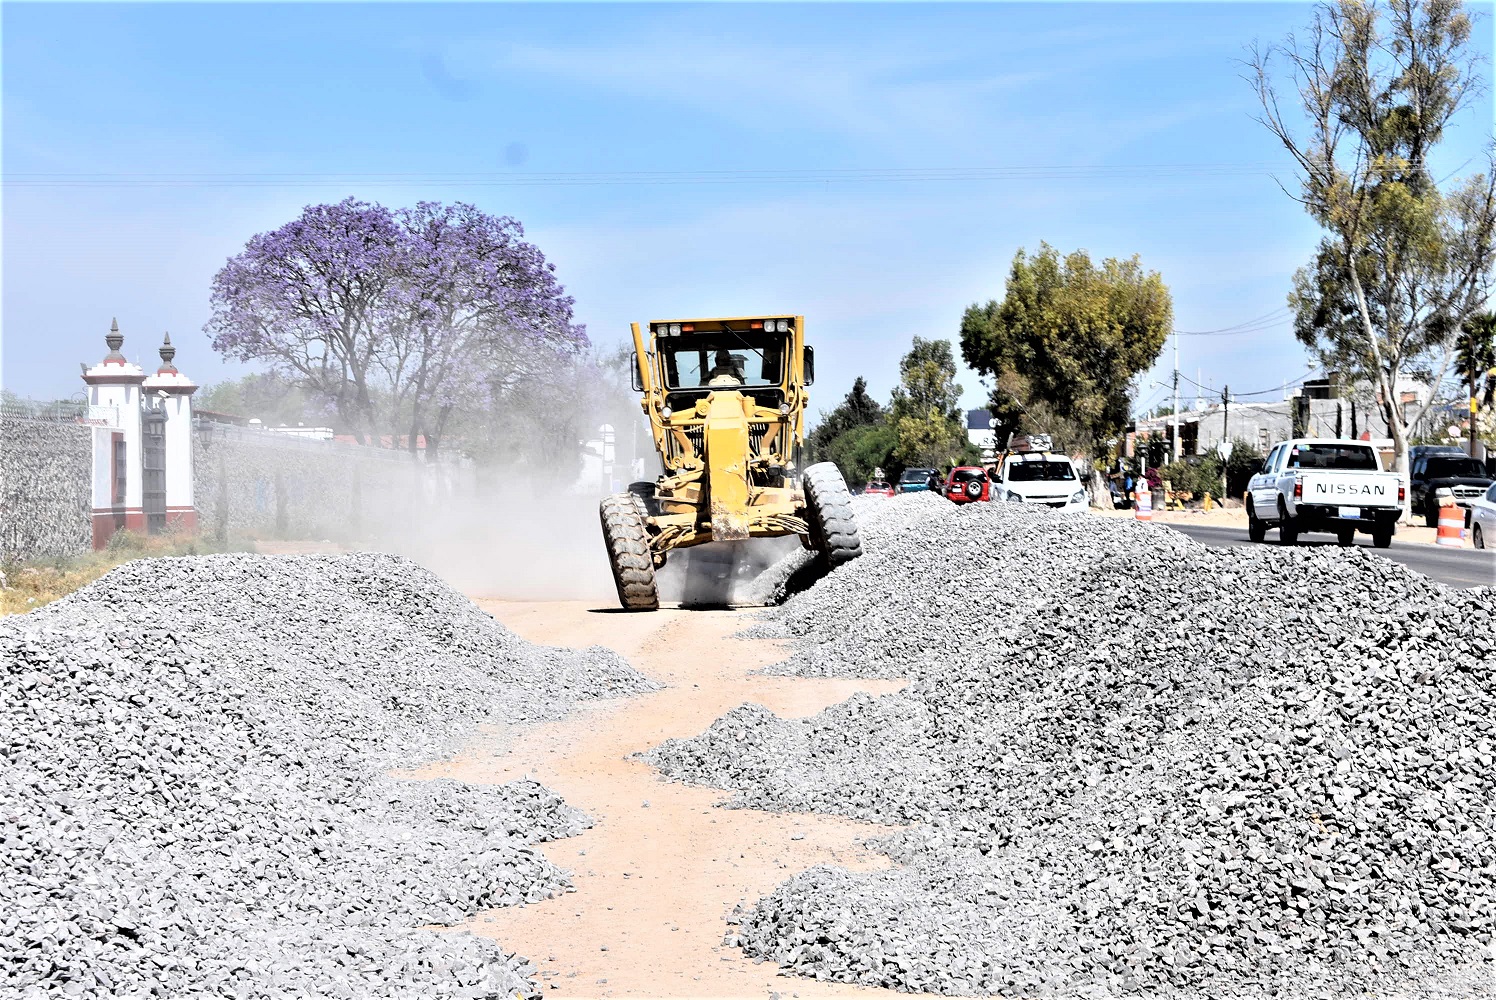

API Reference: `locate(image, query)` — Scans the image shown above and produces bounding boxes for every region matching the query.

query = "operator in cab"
[706,350,745,387]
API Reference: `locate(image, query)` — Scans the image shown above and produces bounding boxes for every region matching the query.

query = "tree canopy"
[808,377,884,457]
[205,198,586,457]
[1252,0,1496,488]
[889,338,971,469]
[960,243,1172,454]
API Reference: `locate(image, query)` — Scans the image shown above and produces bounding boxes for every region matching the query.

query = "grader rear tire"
[600,494,658,611]
[803,462,863,571]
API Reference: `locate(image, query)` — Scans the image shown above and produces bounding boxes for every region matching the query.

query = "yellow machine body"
[629,315,812,557]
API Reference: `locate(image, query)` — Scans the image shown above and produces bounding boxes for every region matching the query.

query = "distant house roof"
[966,408,993,431]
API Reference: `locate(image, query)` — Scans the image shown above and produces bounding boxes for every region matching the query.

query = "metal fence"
[1,397,88,422]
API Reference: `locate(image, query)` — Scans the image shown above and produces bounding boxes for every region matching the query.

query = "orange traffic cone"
[1436,497,1464,547]
[1135,485,1153,522]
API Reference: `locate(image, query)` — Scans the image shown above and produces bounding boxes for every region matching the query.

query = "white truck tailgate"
[1301,473,1397,506]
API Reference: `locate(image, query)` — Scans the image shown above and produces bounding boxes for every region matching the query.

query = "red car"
[945,466,992,503]
[862,480,895,497]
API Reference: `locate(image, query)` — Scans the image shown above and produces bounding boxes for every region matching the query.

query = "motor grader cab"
[599,315,863,610]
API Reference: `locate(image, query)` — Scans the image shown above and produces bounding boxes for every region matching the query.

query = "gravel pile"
[4,552,656,999]
[647,499,1496,996]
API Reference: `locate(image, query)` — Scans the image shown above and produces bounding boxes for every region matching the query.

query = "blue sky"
[4,1,1493,424]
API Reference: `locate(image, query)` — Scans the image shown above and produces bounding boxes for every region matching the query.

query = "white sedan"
[1471,482,1496,550]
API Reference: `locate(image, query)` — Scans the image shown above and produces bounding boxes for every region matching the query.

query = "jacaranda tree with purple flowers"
[206,197,586,457]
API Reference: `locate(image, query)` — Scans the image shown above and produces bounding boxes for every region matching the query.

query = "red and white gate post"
[82,321,197,548]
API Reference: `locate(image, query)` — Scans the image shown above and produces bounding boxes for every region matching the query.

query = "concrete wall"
[0,411,93,562]
[192,421,462,543]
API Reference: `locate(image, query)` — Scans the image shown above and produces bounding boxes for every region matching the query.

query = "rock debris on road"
[3,552,657,1000]
[647,494,1496,996]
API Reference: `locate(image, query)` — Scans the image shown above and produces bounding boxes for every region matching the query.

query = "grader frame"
[598,315,862,610]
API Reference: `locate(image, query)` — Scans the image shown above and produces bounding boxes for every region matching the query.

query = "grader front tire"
[803,462,863,571]
[600,494,659,611]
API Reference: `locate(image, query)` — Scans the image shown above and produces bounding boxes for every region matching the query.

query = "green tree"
[1251,0,1496,507]
[960,243,1172,457]
[889,338,968,469]
[196,372,324,427]
[825,422,900,487]
[1456,312,1495,447]
[807,376,885,463]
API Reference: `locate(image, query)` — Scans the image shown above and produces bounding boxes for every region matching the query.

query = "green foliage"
[960,243,1172,457]
[1253,0,1495,477]
[1457,312,1496,415]
[196,372,323,427]
[808,377,885,462]
[890,338,968,469]
[1159,457,1223,498]
[824,422,900,488]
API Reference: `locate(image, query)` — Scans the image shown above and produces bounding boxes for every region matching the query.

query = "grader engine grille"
[665,425,706,464]
[749,422,771,454]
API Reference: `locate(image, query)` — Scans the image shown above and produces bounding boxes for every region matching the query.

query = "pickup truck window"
[1262,446,1281,474]
[1286,444,1378,471]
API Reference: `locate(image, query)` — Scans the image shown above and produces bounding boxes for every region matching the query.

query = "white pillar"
[142,332,199,534]
[82,319,146,547]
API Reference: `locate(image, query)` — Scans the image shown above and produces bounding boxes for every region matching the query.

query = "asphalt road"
[1163,522,1496,590]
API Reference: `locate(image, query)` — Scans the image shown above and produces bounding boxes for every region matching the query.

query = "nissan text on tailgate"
[1246,439,1404,548]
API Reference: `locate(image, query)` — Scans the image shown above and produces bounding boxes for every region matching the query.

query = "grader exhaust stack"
[599,315,863,611]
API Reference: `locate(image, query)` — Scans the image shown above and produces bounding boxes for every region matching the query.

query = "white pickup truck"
[1246,438,1404,548]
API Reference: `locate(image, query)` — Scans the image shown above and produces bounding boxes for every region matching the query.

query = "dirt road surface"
[407,600,908,1000]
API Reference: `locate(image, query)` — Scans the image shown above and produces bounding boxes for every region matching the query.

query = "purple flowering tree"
[206,198,586,457]
[388,201,586,457]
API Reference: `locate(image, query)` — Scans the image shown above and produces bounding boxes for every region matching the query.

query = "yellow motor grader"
[599,315,863,611]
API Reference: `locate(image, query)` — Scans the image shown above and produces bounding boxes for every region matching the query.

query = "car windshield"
[899,469,933,483]
[1427,457,1487,478]
[1287,444,1378,470]
[951,469,985,483]
[660,332,785,389]
[1007,460,1076,482]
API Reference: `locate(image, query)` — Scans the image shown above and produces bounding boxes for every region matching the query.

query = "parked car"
[995,452,1088,510]
[862,480,895,498]
[897,467,940,494]
[1409,450,1494,527]
[1469,481,1496,550]
[1246,438,1403,547]
[944,466,991,504]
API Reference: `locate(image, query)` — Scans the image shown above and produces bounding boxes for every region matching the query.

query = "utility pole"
[1172,329,1180,462]
[1469,341,1479,456]
[1221,385,1230,498]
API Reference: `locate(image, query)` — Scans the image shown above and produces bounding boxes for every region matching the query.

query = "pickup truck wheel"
[1372,526,1393,549]
[1336,528,1355,547]
[1424,501,1439,528]
[1247,503,1266,543]
[1277,502,1298,546]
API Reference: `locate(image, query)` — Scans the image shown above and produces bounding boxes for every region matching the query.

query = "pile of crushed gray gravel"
[647,497,1496,996]
[4,552,656,999]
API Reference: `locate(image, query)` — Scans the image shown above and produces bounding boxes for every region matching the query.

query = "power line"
[1176,307,1293,336]
[1,162,1288,189]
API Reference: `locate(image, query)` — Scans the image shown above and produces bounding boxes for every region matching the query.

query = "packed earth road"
[410,602,906,999]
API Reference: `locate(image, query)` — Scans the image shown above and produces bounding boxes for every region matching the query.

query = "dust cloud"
[365,472,813,609]
[374,477,622,604]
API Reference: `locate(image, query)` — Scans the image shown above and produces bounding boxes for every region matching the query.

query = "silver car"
[1471,482,1496,550]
